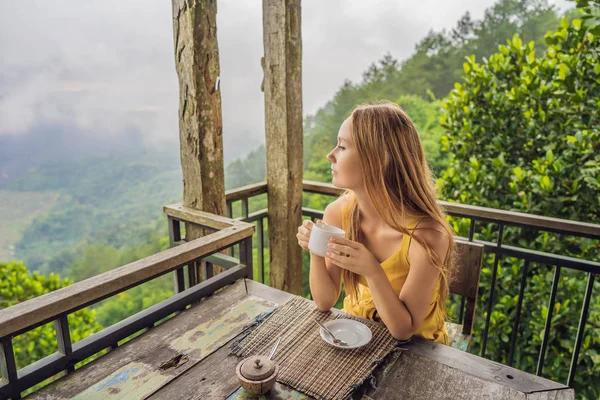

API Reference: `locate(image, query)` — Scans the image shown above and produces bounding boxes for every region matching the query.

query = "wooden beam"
[262,0,303,295]
[303,180,344,196]
[225,182,268,202]
[172,0,226,242]
[164,202,236,230]
[441,200,600,238]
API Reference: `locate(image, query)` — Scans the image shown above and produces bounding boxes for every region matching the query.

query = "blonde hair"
[343,101,455,318]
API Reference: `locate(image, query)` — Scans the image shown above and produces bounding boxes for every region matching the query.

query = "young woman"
[297,102,454,344]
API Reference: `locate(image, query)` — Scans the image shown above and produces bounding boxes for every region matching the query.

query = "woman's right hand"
[297,219,319,250]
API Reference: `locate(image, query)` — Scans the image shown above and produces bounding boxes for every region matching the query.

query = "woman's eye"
[337,145,346,151]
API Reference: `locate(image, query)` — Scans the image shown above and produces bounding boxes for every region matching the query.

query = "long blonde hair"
[343,101,455,317]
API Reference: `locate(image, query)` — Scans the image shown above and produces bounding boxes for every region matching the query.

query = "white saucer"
[319,319,372,349]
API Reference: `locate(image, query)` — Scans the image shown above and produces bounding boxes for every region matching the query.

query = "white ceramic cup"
[308,222,346,257]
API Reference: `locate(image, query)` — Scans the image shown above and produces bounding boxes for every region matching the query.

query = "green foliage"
[367,0,561,100]
[95,276,173,327]
[0,261,102,370]
[440,8,600,398]
[68,224,170,282]
[225,145,267,190]
[442,29,599,221]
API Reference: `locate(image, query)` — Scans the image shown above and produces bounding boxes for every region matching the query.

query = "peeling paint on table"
[72,362,169,400]
[170,298,273,356]
[71,298,273,400]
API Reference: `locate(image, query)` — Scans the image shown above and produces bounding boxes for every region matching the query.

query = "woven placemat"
[230,296,404,400]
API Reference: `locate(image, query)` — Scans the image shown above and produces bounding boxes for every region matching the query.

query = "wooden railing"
[0,211,254,399]
[224,180,600,389]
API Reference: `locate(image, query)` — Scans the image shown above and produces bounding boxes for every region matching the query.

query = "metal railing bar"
[234,209,268,223]
[481,223,505,357]
[257,218,265,283]
[537,265,562,376]
[567,272,596,386]
[0,338,18,398]
[508,260,530,367]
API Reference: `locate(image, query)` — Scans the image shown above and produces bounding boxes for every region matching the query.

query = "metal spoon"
[268,337,282,360]
[314,319,347,346]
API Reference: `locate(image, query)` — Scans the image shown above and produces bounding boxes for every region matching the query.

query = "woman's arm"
[307,198,345,311]
[326,219,450,340]
[366,221,450,340]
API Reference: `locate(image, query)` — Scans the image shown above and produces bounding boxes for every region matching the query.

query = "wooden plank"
[441,201,600,238]
[150,281,300,399]
[171,0,227,242]
[371,350,529,400]
[362,348,405,399]
[263,0,303,295]
[245,279,293,305]
[163,203,240,230]
[451,241,484,300]
[226,182,268,202]
[235,209,268,224]
[147,334,244,400]
[404,337,571,394]
[150,337,310,400]
[0,226,254,339]
[28,280,273,399]
[205,252,243,270]
[451,241,484,335]
[302,180,344,196]
[71,362,170,400]
[527,390,575,400]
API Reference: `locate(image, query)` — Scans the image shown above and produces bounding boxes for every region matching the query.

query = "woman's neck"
[352,188,389,230]
[352,187,415,231]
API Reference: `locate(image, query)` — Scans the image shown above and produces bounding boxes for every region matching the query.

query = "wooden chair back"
[449,240,485,335]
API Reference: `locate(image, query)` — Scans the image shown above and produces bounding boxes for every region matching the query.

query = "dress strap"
[405,217,424,252]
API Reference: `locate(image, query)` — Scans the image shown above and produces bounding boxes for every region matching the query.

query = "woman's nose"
[326,149,335,162]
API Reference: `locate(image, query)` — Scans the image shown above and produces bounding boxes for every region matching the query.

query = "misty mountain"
[0,124,152,186]
[0,123,262,187]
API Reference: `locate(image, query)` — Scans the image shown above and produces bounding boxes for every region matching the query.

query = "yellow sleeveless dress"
[340,202,449,345]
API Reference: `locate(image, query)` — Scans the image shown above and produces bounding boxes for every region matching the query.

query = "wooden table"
[30,279,574,400]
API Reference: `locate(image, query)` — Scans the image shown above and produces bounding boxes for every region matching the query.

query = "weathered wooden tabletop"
[30,279,574,400]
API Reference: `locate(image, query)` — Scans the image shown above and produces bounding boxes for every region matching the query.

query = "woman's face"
[326,117,363,190]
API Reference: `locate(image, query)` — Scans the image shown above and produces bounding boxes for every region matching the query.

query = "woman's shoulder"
[323,194,349,227]
[412,217,451,255]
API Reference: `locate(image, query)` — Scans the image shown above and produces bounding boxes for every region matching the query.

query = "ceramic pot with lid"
[235,354,279,395]
[235,337,281,395]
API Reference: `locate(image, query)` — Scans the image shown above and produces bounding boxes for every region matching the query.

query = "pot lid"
[240,355,276,381]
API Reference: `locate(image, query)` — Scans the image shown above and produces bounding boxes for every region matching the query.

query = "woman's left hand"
[325,237,382,279]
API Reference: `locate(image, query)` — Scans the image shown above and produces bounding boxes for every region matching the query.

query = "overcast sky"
[0,0,571,161]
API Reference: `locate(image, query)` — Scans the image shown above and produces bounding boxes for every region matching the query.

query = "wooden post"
[172,0,226,284]
[262,0,303,294]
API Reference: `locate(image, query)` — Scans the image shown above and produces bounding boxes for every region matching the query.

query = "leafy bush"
[440,5,599,398]
[0,261,102,370]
